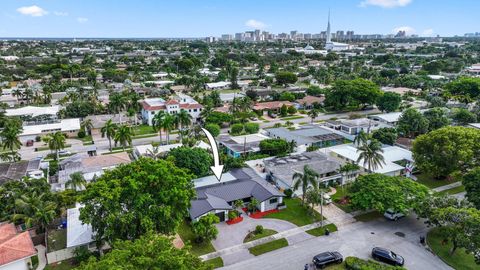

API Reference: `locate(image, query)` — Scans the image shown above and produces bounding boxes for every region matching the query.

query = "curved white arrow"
[201,128,224,181]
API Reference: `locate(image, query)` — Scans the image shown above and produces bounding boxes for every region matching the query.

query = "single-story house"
[0,159,43,185]
[325,118,380,135]
[218,133,269,158]
[327,144,413,176]
[381,87,422,96]
[0,223,37,270]
[133,141,210,159]
[296,95,325,109]
[264,152,343,194]
[19,118,81,143]
[266,125,346,150]
[5,106,60,119]
[253,101,294,114]
[368,112,403,126]
[189,168,284,222]
[204,81,231,90]
[66,206,95,249]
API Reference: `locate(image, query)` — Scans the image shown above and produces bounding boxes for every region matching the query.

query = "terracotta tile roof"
[296,95,325,105]
[180,103,203,109]
[253,101,293,110]
[141,101,166,111]
[81,152,131,169]
[0,223,36,266]
[166,100,179,105]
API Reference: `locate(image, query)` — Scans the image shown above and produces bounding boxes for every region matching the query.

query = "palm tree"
[65,172,87,191]
[248,197,260,213]
[356,139,386,172]
[176,109,192,142]
[162,113,176,145]
[101,119,117,152]
[13,193,56,233]
[152,111,166,145]
[81,119,94,136]
[42,131,66,161]
[308,109,319,123]
[146,146,165,160]
[353,130,369,146]
[114,125,132,151]
[292,165,320,204]
[0,119,22,159]
[109,92,126,123]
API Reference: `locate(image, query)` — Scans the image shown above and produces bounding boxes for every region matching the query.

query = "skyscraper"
[326,10,331,43]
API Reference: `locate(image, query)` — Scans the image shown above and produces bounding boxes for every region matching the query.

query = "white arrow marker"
[201,128,224,181]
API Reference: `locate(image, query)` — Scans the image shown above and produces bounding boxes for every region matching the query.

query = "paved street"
[220,216,451,270]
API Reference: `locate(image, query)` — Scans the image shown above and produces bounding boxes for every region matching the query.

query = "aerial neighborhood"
[1,2,480,270]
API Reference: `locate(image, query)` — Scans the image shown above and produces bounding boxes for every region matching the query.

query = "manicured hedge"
[345,256,405,270]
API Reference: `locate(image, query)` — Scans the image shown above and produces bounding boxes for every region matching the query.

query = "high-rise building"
[221,34,232,41]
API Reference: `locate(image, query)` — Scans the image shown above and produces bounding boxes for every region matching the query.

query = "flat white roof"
[230,133,269,144]
[21,118,81,136]
[327,144,412,174]
[193,172,237,188]
[135,143,182,155]
[6,106,60,117]
[370,112,402,123]
[67,205,94,248]
[469,123,480,129]
[206,81,231,88]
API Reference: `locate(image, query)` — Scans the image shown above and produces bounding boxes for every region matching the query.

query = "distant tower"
[326,10,331,43]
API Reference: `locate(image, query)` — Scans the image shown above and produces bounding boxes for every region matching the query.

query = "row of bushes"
[231,123,260,135]
[345,256,405,270]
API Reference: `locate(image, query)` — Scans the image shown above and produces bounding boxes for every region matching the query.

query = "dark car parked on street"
[371,247,404,266]
[312,251,343,268]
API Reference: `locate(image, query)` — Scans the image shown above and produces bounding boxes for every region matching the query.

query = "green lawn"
[415,173,459,189]
[177,221,216,256]
[281,115,304,120]
[436,185,465,196]
[427,227,478,270]
[47,229,67,252]
[248,238,288,256]
[262,198,323,226]
[325,262,346,270]
[79,135,93,142]
[204,257,224,269]
[243,229,278,243]
[354,211,384,222]
[44,259,77,270]
[305,223,338,237]
[331,186,356,213]
[132,125,156,135]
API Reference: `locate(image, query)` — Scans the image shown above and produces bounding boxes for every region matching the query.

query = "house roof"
[253,101,293,111]
[218,134,269,153]
[296,95,325,106]
[67,206,94,248]
[189,168,283,220]
[267,126,345,145]
[0,223,36,267]
[0,160,41,184]
[5,105,60,117]
[21,118,81,136]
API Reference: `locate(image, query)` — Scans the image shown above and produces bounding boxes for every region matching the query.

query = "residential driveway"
[314,203,356,228]
[213,214,314,266]
[220,215,452,270]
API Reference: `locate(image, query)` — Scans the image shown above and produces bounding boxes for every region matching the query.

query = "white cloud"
[77,17,88,23]
[54,11,69,16]
[16,5,48,17]
[393,26,416,35]
[422,29,434,36]
[360,0,412,8]
[245,19,267,29]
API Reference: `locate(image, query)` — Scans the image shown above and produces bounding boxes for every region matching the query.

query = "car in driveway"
[383,209,405,221]
[371,247,404,266]
[58,150,71,156]
[312,251,343,268]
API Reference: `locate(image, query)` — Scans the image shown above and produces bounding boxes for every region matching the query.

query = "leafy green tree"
[371,128,398,145]
[204,123,220,137]
[376,92,401,113]
[205,111,232,125]
[101,119,117,152]
[463,167,480,209]
[356,139,385,172]
[79,159,195,243]
[452,108,477,125]
[424,107,450,131]
[191,214,220,243]
[445,77,480,104]
[13,193,56,234]
[244,123,259,134]
[77,233,211,270]
[230,123,244,135]
[292,165,320,204]
[397,108,429,138]
[168,146,213,177]
[259,139,290,156]
[308,109,319,123]
[42,131,66,161]
[350,174,430,214]
[280,104,288,117]
[412,126,480,178]
[114,125,132,151]
[65,172,87,191]
[248,197,260,212]
[325,79,381,110]
[279,92,296,102]
[275,71,298,85]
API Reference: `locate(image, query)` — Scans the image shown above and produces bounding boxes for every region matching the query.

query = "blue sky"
[0,0,478,38]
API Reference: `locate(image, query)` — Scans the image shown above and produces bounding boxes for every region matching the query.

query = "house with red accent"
[0,223,37,270]
[140,93,203,126]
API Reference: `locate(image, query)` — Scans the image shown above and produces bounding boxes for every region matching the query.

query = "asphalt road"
[220,216,451,270]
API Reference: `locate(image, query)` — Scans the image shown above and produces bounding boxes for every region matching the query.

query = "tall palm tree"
[176,109,192,142]
[308,109,319,123]
[0,119,22,160]
[101,119,117,152]
[162,113,176,145]
[114,125,132,151]
[13,193,56,233]
[42,131,66,161]
[292,165,320,204]
[152,111,166,145]
[109,92,126,123]
[353,130,369,146]
[356,139,386,172]
[81,119,94,136]
[65,172,87,191]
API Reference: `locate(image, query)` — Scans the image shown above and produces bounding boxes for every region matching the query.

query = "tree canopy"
[396,108,429,138]
[463,167,480,209]
[168,146,213,177]
[376,92,402,113]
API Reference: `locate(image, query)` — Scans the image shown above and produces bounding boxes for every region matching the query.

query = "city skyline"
[0,0,479,38]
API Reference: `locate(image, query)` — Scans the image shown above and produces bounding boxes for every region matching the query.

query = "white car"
[58,150,71,156]
[323,194,332,205]
[383,209,405,221]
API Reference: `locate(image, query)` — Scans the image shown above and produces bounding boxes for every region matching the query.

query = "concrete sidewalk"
[35,245,47,270]
[432,181,462,192]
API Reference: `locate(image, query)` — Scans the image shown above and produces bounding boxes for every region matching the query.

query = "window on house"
[269,198,278,204]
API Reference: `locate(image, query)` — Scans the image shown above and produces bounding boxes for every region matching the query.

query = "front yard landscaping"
[414,173,459,189]
[204,257,224,269]
[177,220,216,256]
[248,238,288,256]
[331,186,356,213]
[45,259,77,270]
[305,223,338,237]
[354,211,383,222]
[427,227,477,270]
[435,185,465,196]
[47,229,67,252]
[262,198,323,226]
[243,228,277,243]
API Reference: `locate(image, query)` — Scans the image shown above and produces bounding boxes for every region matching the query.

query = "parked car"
[58,150,71,156]
[323,194,332,205]
[383,209,405,221]
[371,247,404,266]
[312,251,343,268]
[250,116,258,121]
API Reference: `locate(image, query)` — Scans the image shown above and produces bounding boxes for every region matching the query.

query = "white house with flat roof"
[141,94,203,126]
[19,118,80,142]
